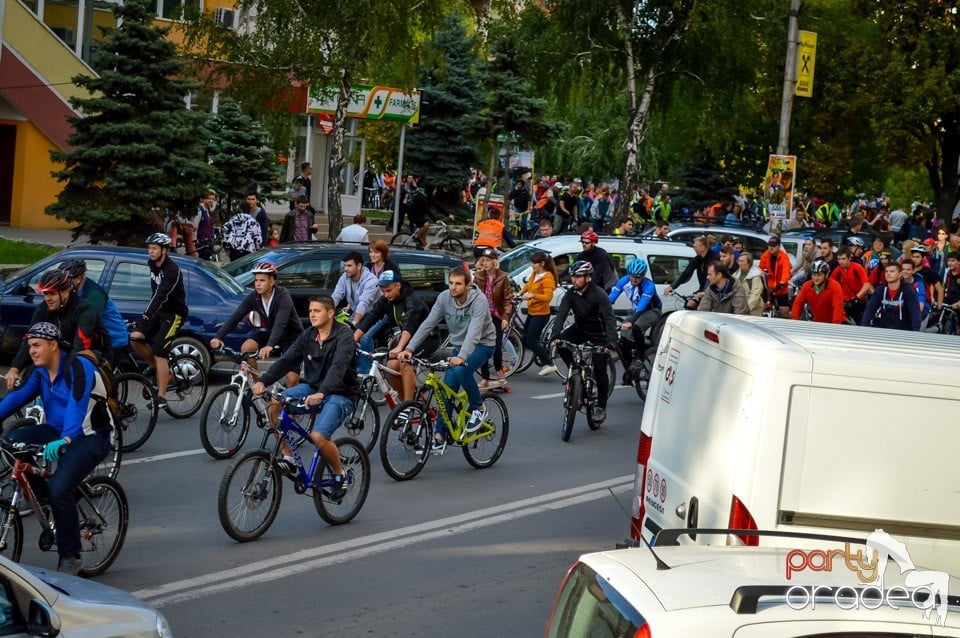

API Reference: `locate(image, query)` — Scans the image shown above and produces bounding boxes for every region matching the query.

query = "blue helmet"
[626,258,648,278]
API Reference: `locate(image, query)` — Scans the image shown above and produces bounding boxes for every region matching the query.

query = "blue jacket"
[77,278,129,347]
[861,283,921,331]
[609,275,661,323]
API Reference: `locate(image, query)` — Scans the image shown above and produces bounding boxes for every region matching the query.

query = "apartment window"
[158,0,199,21]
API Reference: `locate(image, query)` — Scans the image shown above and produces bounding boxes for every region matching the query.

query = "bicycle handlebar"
[214,347,260,362]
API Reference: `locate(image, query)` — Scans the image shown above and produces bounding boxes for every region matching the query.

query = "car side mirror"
[15,283,32,296]
[27,599,58,637]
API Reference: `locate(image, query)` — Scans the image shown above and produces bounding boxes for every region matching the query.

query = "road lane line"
[134,474,633,606]
[532,392,565,399]
[124,449,207,465]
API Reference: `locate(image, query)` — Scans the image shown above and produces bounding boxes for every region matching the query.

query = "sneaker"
[591,407,607,424]
[537,364,558,377]
[275,458,298,479]
[328,473,347,501]
[154,396,168,411]
[478,379,490,389]
[621,370,633,386]
[430,437,446,453]
[465,407,486,433]
[57,555,83,576]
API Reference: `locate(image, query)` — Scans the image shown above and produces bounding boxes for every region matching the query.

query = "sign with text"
[764,155,797,220]
[795,31,817,98]
[307,85,421,124]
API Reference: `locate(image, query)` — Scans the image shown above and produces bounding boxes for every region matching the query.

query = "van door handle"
[687,497,699,542]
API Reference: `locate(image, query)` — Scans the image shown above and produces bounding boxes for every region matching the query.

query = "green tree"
[672,144,738,213]
[48,0,212,244]
[208,98,284,215]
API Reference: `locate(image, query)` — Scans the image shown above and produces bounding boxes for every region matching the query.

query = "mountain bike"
[616,319,654,402]
[0,440,128,576]
[922,305,958,335]
[390,221,466,254]
[217,392,371,541]
[379,358,508,481]
[555,340,608,442]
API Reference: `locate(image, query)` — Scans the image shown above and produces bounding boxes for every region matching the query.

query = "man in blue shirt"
[0,322,113,575]
[609,258,661,386]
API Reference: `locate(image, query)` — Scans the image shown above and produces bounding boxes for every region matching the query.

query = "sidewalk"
[0,226,87,247]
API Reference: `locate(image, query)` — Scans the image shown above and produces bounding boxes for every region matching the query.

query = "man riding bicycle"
[830,247,872,324]
[400,266,496,451]
[0,322,113,575]
[861,262,921,331]
[664,236,719,309]
[61,259,130,366]
[550,261,618,425]
[251,296,357,501]
[608,258,661,387]
[791,260,846,323]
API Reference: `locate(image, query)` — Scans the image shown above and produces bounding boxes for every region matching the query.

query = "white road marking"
[134,474,634,607]
[124,449,206,465]
[532,385,631,400]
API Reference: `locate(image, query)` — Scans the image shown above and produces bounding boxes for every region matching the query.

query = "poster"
[764,155,797,220]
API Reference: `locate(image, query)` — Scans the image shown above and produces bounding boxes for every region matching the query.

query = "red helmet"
[36,269,73,293]
[580,229,599,244]
[251,262,278,276]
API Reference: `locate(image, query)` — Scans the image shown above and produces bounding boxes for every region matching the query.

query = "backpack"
[71,350,119,437]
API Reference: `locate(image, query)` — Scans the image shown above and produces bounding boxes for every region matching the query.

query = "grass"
[0,238,59,264]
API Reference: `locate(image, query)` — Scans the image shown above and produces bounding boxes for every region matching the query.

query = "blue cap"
[378,270,400,286]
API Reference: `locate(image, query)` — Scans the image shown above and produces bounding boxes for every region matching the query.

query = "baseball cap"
[479,247,498,260]
[768,237,780,246]
[378,270,400,286]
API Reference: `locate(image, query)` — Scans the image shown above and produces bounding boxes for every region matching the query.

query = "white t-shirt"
[337,224,369,244]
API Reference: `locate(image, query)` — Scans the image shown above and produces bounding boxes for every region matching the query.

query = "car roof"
[520,234,696,256]
[666,226,775,240]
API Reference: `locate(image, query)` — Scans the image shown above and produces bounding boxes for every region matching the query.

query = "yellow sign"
[796,31,817,98]
[764,155,797,220]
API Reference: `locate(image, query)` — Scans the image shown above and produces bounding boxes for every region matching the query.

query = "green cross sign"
[374,95,383,109]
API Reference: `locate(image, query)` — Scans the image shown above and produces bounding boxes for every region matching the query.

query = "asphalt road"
[3,365,646,637]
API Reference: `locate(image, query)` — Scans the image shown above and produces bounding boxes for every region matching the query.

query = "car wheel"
[169,335,210,373]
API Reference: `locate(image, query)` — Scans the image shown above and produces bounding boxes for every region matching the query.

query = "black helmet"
[24,321,61,341]
[570,260,594,276]
[146,232,172,247]
[60,259,86,278]
[37,269,73,293]
[809,260,830,275]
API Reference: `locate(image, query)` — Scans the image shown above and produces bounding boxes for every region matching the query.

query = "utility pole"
[777,0,802,155]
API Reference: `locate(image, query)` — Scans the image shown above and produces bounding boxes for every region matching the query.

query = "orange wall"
[3,120,71,230]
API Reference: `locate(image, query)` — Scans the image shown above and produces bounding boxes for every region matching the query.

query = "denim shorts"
[280,383,355,440]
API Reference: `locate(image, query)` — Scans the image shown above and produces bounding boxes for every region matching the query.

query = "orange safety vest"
[475,218,504,248]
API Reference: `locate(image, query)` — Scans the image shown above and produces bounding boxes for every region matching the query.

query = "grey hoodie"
[407,285,496,361]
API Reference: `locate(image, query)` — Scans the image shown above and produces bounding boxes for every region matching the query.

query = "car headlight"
[157,612,173,638]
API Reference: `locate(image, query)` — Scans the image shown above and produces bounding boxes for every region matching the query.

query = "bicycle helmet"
[251,262,278,276]
[60,259,86,278]
[145,232,172,247]
[36,269,73,293]
[580,229,599,244]
[24,321,61,341]
[626,258,648,278]
[845,236,865,248]
[809,259,830,275]
[570,260,594,276]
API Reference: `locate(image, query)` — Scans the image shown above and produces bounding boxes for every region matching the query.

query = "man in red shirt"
[830,247,872,324]
[791,260,846,323]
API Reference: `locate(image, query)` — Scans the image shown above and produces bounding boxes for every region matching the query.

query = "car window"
[647,255,691,285]
[193,260,244,295]
[398,261,451,294]
[278,259,335,289]
[108,262,153,302]
[0,576,23,633]
[739,235,769,261]
[499,245,538,278]
[608,253,638,277]
[546,562,646,638]
[22,259,107,293]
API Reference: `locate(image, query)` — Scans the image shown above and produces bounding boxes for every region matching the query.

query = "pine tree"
[47,0,213,245]
[405,16,485,193]
[208,98,283,215]
[672,144,738,214]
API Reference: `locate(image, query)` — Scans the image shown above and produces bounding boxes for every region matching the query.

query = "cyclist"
[698,262,751,315]
[549,261,618,425]
[0,322,112,575]
[941,251,960,314]
[575,230,617,292]
[61,259,130,366]
[664,236,719,309]
[129,233,188,410]
[608,258,661,386]
[400,266,496,451]
[474,248,515,388]
[791,260,846,323]
[759,237,792,317]
[354,270,438,401]
[472,208,517,258]
[901,260,930,319]
[209,262,303,386]
[251,296,356,500]
[909,245,945,310]
[845,236,867,266]
[331,251,381,375]
[861,262,921,331]
[3,270,109,391]
[406,178,449,247]
[831,247,871,324]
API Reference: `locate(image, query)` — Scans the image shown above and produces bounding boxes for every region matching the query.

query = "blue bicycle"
[217,392,371,541]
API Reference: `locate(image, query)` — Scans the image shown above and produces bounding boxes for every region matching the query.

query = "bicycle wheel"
[313,438,371,525]
[218,450,282,542]
[630,352,655,402]
[462,393,509,469]
[115,372,158,453]
[390,232,414,247]
[165,354,208,419]
[344,395,380,454]
[380,400,432,481]
[605,356,617,398]
[76,476,128,577]
[561,373,582,442]
[0,501,23,562]
[501,328,524,379]
[438,237,466,255]
[90,425,122,481]
[199,386,251,460]
[586,380,602,431]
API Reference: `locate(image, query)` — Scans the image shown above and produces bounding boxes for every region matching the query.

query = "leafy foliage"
[672,144,738,212]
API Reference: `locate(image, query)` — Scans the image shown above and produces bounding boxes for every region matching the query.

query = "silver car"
[0,555,170,637]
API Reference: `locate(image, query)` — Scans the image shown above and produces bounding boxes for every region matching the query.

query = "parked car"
[642,224,801,268]
[0,247,249,371]
[782,227,875,251]
[498,235,700,314]
[222,243,469,320]
[0,554,171,636]
[546,532,960,637]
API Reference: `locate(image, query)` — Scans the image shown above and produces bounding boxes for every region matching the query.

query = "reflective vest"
[475,218,504,249]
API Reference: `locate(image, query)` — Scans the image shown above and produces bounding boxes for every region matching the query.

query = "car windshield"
[223,249,296,283]
[194,260,245,294]
[499,245,539,278]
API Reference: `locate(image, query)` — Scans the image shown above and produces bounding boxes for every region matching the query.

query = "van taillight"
[704,330,719,343]
[728,495,759,546]
[630,432,653,540]
[633,623,651,638]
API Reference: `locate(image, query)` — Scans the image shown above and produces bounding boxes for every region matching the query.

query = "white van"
[629,312,960,574]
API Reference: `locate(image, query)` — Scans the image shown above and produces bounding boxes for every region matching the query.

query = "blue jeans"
[438,344,493,436]
[7,424,109,559]
[358,316,388,375]
[280,384,356,440]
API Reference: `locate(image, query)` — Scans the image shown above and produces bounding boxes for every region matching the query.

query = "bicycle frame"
[266,399,345,494]
[0,453,55,542]
[417,364,491,445]
[357,350,401,410]
[558,341,602,411]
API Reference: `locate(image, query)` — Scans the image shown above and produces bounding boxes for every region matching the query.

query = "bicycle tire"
[561,373,582,442]
[379,400,432,481]
[631,352,654,402]
[586,379,602,430]
[605,357,616,398]
[501,328,524,379]
[218,450,282,542]
[438,237,466,255]
[76,476,128,577]
[648,313,671,355]
[462,393,509,469]
[164,354,208,419]
[91,423,123,481]
[0,501,23,562]
[344,395,380,454]
[114,372,157,453]
[313,437,371,525]
[390,232,414,247]
[199,385,251,460]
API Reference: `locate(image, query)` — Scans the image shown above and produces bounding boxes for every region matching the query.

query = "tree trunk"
[934,122,960,223]
[326,71,351,240]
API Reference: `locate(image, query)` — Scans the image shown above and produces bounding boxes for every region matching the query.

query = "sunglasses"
[581,240,592,245]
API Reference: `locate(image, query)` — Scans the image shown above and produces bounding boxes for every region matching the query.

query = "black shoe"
[591,407,607,424]
[275,458,298,479]
[154,396,168,411]
[328,473,348,501]
[621,370,633,386]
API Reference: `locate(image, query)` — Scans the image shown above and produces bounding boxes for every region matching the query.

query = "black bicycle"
[922,305,958,335]
[555,340,608,442]
[616,319,654,402]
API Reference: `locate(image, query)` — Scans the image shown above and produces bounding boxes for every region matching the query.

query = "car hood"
[24,565,156,612]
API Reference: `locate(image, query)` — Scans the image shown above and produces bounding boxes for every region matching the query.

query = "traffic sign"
[307,85,421,124]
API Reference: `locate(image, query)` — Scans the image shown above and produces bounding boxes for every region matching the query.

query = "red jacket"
[759,249,792,295]
[791,279,846,323]
[830,262,869,300]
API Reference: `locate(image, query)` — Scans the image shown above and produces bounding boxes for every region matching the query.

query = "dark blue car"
[0,247,248,371]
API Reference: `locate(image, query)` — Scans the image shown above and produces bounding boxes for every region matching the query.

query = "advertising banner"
[764,155,797,220]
